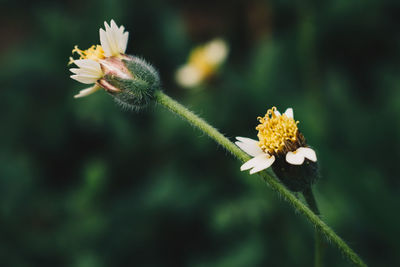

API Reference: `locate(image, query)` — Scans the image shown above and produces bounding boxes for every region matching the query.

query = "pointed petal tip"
[284,108,294,118]
[69,68,79,74]
[73,85,100,98]
[240,165,249,172]
[274,110,281,116]
[110,19,117,28]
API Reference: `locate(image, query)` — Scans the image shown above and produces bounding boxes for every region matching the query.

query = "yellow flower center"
[256,107,299,154]
[68,45,105,65]
[189,47,215,79]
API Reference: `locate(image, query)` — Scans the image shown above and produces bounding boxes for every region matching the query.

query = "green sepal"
[106,55,160,111]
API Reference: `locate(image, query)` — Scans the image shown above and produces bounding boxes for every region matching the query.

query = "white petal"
[102,21,116,56]
[110,19,118,30]
[99,28,111,56]
[274,110,281,116]
[235,136,258,144]
[70,75,98,84]
[235,136,264,157]
[100,20,129,57]
[69,68,82,74]
[249,155,275,174]
[74,85,101,98]
[241,153,271,171]
[121,32,129,53]
[297,147,317,162]
[107,21,118,54]
[71,72,102,79]
[70,67,102,77]
[77,72,102,78]
[69,59,103,85]
[72,59,89,68]
[285,149,305,165]
[284,108,294,119]
[73,59,100,69]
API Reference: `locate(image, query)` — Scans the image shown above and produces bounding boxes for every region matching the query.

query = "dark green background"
[1,0,399,266]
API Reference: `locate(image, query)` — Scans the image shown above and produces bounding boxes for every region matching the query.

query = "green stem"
[303,187,325,267]
[154,90,366,267]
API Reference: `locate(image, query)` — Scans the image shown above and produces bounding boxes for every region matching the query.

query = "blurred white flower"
[176,38,229,88]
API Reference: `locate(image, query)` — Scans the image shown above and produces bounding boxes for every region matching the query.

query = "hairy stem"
[154,90,366,267]
[303,187,325,267]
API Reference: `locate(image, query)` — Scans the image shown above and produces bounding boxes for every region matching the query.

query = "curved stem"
[154,90,366,267]
[303,187,325,267]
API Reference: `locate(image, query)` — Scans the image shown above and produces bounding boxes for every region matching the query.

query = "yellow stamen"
[256,107,299,154]
[69,45,105,65]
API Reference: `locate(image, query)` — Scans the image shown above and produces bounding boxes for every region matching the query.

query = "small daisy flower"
[69,20,160,110]
[236,107,318,192]
[69,20,131,98]
[175,38,229,88]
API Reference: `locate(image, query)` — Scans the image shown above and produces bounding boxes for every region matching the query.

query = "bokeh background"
[1,0,400,266]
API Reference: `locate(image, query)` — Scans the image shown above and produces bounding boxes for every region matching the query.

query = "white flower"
[175,38,229,88]
[236,107,317,174]
[69,20,129,98]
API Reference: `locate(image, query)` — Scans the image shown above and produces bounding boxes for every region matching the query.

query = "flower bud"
[100,55,161,110]
[69,20,161,110]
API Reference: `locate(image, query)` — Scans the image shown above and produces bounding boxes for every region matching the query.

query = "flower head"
[175,38,228,88]
[69,20,160,110]
[236,107,318,192]
[69,20,130,98]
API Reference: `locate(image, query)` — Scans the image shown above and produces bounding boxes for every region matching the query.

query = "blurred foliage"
[1,0,400,266]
